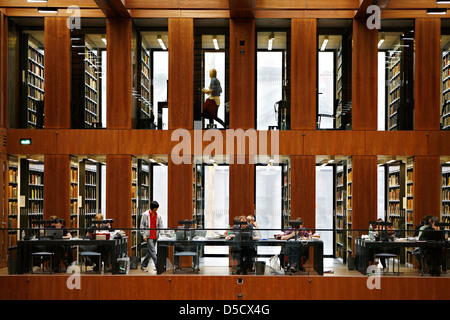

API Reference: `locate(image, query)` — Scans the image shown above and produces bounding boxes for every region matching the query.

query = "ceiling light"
[157,35,167,50]
[436,1,450,4]
[212,36,219,50]
[426,8,447,14]
[27,0,48,2]
[321,36,329,51]
[101,35,107,45]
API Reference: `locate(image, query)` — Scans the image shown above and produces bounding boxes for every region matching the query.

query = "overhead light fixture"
[268,33,275,51]
[37,7,58,13]
[436,1,450,4]
[212,36,219,50]
[378,35,385,48]
[427,8,448,14]
[157,35,167,50]
[321,36,329,51]
[27,0,48,2]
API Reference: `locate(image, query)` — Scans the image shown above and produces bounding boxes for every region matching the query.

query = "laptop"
[46,229,63,239]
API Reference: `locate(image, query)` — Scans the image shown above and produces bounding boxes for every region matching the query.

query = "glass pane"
[318,51,334,129]
[204,166,229,255]
[257,52,283,130]
[441,22,450,130]
[378,52,386,131]
[315,166,333,256]
[204,52,226,128]
[377,165,385,220]
[153,51,169,130]
[255,165,282,255]
[153,165,168,227]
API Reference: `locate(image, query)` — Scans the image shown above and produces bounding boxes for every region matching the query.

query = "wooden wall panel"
[352,18,378,131]
[291,156,315,229]
[168,18,193,130]
[0,13,7,128]
[229,156,254,223]
[291,19,316,130]
[44,17,71,129]
[364,131,428,156]
[107,18,132,129]
[414,156,441,224]
[415,18,441,131]
[304,131,366,156]
[106,155,132,238]
[44,155,70,222]
[229,18,255,129]
[352,156,377,232]
[168,157,193,228]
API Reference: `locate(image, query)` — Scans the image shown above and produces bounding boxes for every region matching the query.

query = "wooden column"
[169,18,194,130]
[168,157,193,228]
[414,156,440,223]
[229,156,254,224]
[352,156,377,233]
[44,17,71,129]
[415,18,441,131]
[44,155,70,223]
[290,156,315,229]
[106,155,132,251]
[291,19,316,130]
[107,18,132,129]
[352,18,378,131]
[230,18,255,129]
[0,12,7,128]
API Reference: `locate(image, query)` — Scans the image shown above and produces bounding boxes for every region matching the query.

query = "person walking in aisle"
[140,201,164,272]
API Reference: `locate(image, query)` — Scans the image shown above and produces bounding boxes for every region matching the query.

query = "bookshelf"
[282,159,291,228]
[193,162,205,228]
[131,159,137,256]
[26,42,45,129]
[7,158,19,250]
[386,163,405,228]
[140,46,152,120]
[78,160,100,233]
[19,159,45,239]
[84,46,99,128]
[136,159,151,258]
[442,164,450,222]
[346,158,352,258]
[335,162,347,262]
[405,158,414,266]
[335,44,343,129]
[442,51,450,130]
[69,159,79,237]
[386,34,414,131]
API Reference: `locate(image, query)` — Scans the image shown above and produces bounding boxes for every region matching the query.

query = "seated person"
[372,219,398,270]
[52,218,72,272]
[419,216,445,277]
[226,216,256,275]
[281,218,310,273]
[83,214,111,272]
[246,215,262,240]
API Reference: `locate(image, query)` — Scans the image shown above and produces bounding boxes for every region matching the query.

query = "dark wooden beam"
[95,0,130,18]
[228,0,254,18]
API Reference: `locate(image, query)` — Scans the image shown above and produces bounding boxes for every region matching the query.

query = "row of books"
[29,187,43,199]
[29,173,43,185]
[28,85,44,101]
[388,173,400,186]
[28,47,44,66]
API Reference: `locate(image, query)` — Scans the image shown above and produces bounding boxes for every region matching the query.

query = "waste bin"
[7,247,17,275]
[255,261,266,275]
[117,257,130,274]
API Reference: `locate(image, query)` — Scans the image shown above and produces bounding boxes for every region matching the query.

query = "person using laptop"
[140,201,164,272]
[51,218,72,272]
[54,218,72,239]
[281,218,309,273]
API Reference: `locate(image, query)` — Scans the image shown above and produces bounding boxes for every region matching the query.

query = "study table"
[355,237,450,274]
[156,238,324,275]
[16,237,128,275]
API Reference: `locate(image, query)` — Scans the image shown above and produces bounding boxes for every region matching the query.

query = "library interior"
[0,0,450,301]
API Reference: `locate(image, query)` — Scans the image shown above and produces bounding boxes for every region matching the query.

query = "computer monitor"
[46,229,63,239]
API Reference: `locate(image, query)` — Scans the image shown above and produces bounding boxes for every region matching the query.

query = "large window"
[256,20,290,131]
[317,19,353,130]
[441,20,450,131]
[194,19,229,129]
[378,20,415,131]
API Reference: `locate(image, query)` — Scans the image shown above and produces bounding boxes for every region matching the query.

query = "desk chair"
[31,252,55,274]
[375,253,400,275]
[173,230,199,274]
[79,251,102,273]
